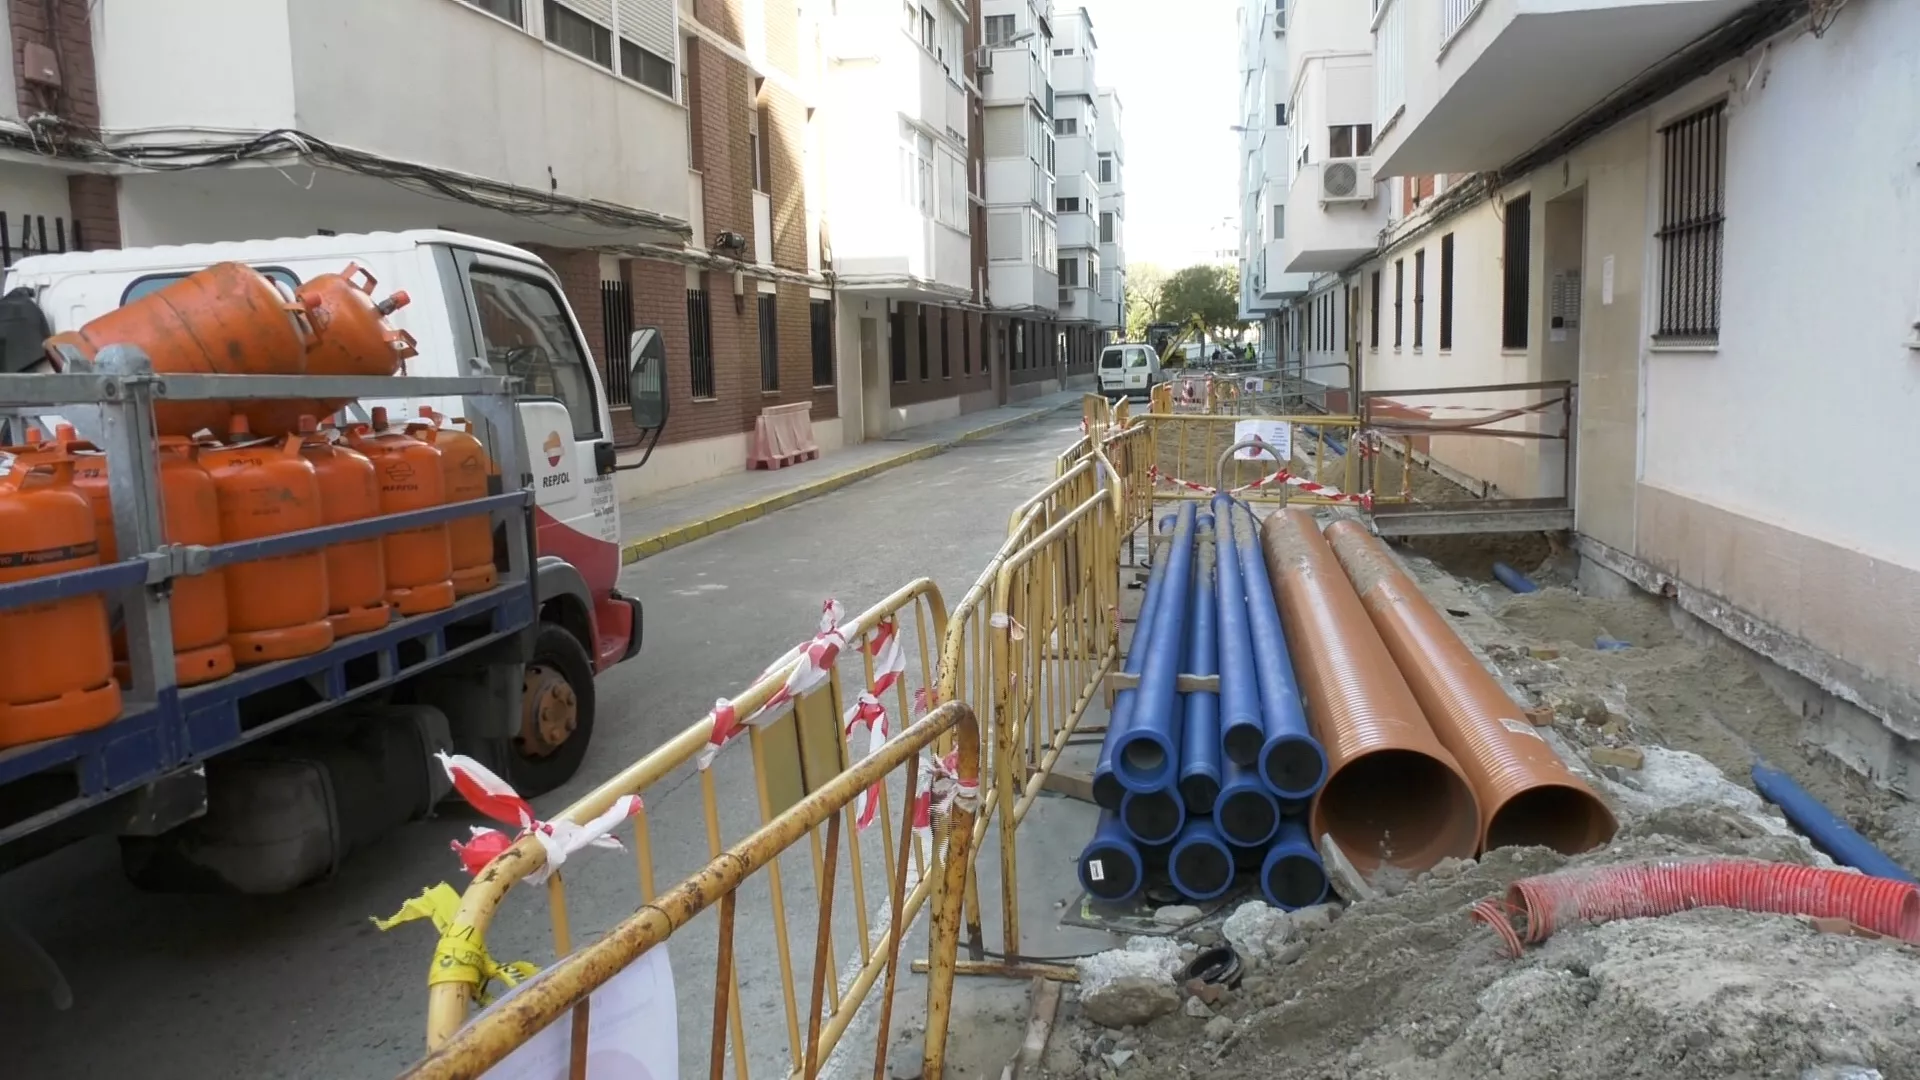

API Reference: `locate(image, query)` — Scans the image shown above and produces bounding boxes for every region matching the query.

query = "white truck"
[0,230,662,897]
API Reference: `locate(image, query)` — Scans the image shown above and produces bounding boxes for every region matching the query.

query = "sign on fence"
[480,948,678,1080]
[1233,419,1292,461]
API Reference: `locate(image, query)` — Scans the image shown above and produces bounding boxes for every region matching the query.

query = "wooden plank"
[1106,671,1221,693]
[1041,768,1097,804]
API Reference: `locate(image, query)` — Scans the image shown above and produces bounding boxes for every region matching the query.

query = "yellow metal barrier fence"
[401,700,979,1080]
[411,580,975,1079]
[1137,410,1398,508]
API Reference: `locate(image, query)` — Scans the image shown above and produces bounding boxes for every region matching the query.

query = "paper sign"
[1233,419,1292,462]
[480,946,678,1080]
[1088,859,1105,882]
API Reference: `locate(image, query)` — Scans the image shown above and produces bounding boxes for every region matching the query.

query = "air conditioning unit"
[1320,157,1375,204]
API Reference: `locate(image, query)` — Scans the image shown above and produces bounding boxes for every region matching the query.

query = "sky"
[1074,0,1242,271]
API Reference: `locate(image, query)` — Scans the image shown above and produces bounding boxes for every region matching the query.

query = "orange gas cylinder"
[347,408,455,616]
[245,264,418,434]
[200,418,334,664]
[42,262,321,438]
[298,417,390,638]
[0,453,123,748]
[411,408,498,597]
[43,428,236,686]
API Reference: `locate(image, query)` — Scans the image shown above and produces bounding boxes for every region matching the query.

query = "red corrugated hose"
[1470,859,1920,957]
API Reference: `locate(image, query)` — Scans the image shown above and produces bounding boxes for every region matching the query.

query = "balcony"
[983,46,1048,107]
[1059,206,1097,249]
[1057,283,1097,322]
[986,157,1053,210]
[95,0,690,243]
[1371,0,1757,176]
[989,263,1060,313]
[1053,52,1094,96]
[1283,161,1387,272]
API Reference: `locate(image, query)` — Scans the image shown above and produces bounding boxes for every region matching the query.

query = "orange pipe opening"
[1258,509,1480,875]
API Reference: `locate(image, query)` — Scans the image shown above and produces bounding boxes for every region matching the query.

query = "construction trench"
[1007,449,1920,1080]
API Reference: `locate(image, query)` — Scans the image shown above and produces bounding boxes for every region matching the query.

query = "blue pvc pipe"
[1213,496,1264,769]
[1093,517,1180,809]
[1752,761,1917,883]
[1120,786,1184,846]
[1113,503,1196,793]
[1178,516,1223,814]
[1228,501,1327,801]
[1260,818,1330,910]
[1168,818,1236,901]
[1492,561,1539,594]
[1213,756,1279,847]
[1078,811,1148,902]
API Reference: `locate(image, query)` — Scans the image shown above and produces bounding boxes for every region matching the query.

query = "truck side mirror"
[626,327,668,431]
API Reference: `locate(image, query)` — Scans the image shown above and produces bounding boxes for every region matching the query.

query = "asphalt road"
[0,413,1080,1080]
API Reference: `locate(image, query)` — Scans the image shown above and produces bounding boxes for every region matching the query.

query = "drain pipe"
[1230,500,1328,804]
[1752,762,1917,883]
[1169,817,1236,901]
[1078,810,1148,902]
[1120,786,1184,846]
[1214,490,1265,770]
[1178,515,1223,813]
[1112,503,1196,794]
[1092,512,1179,809]
[1492,561,1539,594]
[1260,818,1330,910]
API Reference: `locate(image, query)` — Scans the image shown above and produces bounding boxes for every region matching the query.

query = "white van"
[1097,342,1161,399]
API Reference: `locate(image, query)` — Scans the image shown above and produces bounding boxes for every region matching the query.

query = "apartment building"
[1,1,117,265]
[1287,0,1920,788]
[818,0,994,438]
[5,0,844,496]
[1047,7,1104,365]
[1233,0,1311,353]
[1093,87,1126,334]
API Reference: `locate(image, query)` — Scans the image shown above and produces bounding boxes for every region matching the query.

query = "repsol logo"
[541,472,572,488]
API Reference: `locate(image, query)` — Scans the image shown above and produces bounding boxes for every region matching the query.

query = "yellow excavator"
[1146,315,1208,369]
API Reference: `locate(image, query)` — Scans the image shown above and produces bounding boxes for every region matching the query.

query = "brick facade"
[12,0,121,249]
[66,174,120,250]
[891,302,993,408]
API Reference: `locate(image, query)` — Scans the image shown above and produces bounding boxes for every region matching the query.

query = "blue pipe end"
[1214,764,1280,848]
[1259,732,1330,802]
[1091,762,1125,811]
[1261,819,1329,910]
[1169,819,1236,902]
[1080,811,1148,902]
[1121,787,1185,846]
[1114,727,1180,793]
[1752,761,1917,883]
[1492,561,1539,594]
[1221,714,1265,769]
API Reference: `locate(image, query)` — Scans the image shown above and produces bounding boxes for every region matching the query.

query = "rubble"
[1220,901,1291,964]
[1079,977,1178,1029]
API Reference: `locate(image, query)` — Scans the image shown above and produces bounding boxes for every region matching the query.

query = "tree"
[1124,263,1169,340]
[1158,264,1246,344]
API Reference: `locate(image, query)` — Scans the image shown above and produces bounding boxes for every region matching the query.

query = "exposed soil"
[1041,530,1920,1080]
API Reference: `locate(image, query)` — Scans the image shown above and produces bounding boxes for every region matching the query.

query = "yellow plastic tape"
[373,883,540,1003]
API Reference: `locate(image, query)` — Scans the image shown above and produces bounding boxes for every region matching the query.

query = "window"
[1271,204,1284,240]
[1058,256,1079,287]
[1056,196,1081,213]
[752,106,772,193]
[471,266,600,439]
[889,308,907,382]
[1055,117,1079,136]
[921,8,935,50]
[1343,284,1352,351]
[917,306,929,378]
[1656,103,1726,342]
[758,292,779,391]
[1501,193,1531,349]
[124,266,299,305]
[684,36,702,168]
[1413,249,1426,349]
[1099,212,1114,243]
[1393,258,1404,348]
[940,308,951,377]
[544,1,611,68]
[1328,124,1373,158]
[463,0,524,25]
[1053,47,1073,56]
[985,13,1016,44]
[1275,103,1287,127]
[1097,154,1114,183]
[1439,233,1455,350]
[810,299,834,387]
[687,280,715,398]
[620,39,675,96]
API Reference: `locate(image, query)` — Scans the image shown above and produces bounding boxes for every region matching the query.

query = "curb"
[619,399,1078,565]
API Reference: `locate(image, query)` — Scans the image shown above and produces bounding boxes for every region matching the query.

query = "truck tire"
[505,622,597,796]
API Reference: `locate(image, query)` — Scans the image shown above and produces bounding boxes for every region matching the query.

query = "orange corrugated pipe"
[1258,508,1480,875]
[1325,520,1618,855]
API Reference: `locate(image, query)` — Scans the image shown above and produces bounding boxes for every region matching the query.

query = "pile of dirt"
[1041,809,1920,1080]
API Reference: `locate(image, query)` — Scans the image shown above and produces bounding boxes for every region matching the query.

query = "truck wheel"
[508,623,597,796]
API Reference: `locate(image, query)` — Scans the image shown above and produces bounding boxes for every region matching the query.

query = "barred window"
[1656,102,1726,342]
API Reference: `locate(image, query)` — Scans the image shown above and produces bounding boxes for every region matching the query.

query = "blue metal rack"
[0,347,536,849]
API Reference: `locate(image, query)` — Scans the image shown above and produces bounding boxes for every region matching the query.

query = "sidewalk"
[618,388,1087,563]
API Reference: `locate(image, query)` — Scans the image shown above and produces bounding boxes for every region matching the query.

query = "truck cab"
[0,231,663,891]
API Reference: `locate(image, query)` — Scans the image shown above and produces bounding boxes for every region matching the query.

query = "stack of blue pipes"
[1077,496,1333,911]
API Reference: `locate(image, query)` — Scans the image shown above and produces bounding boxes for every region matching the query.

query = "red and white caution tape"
[438,752,642,883]
[1146,465,1374,510]
[699,599,849,770]
[843,616,911,830]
